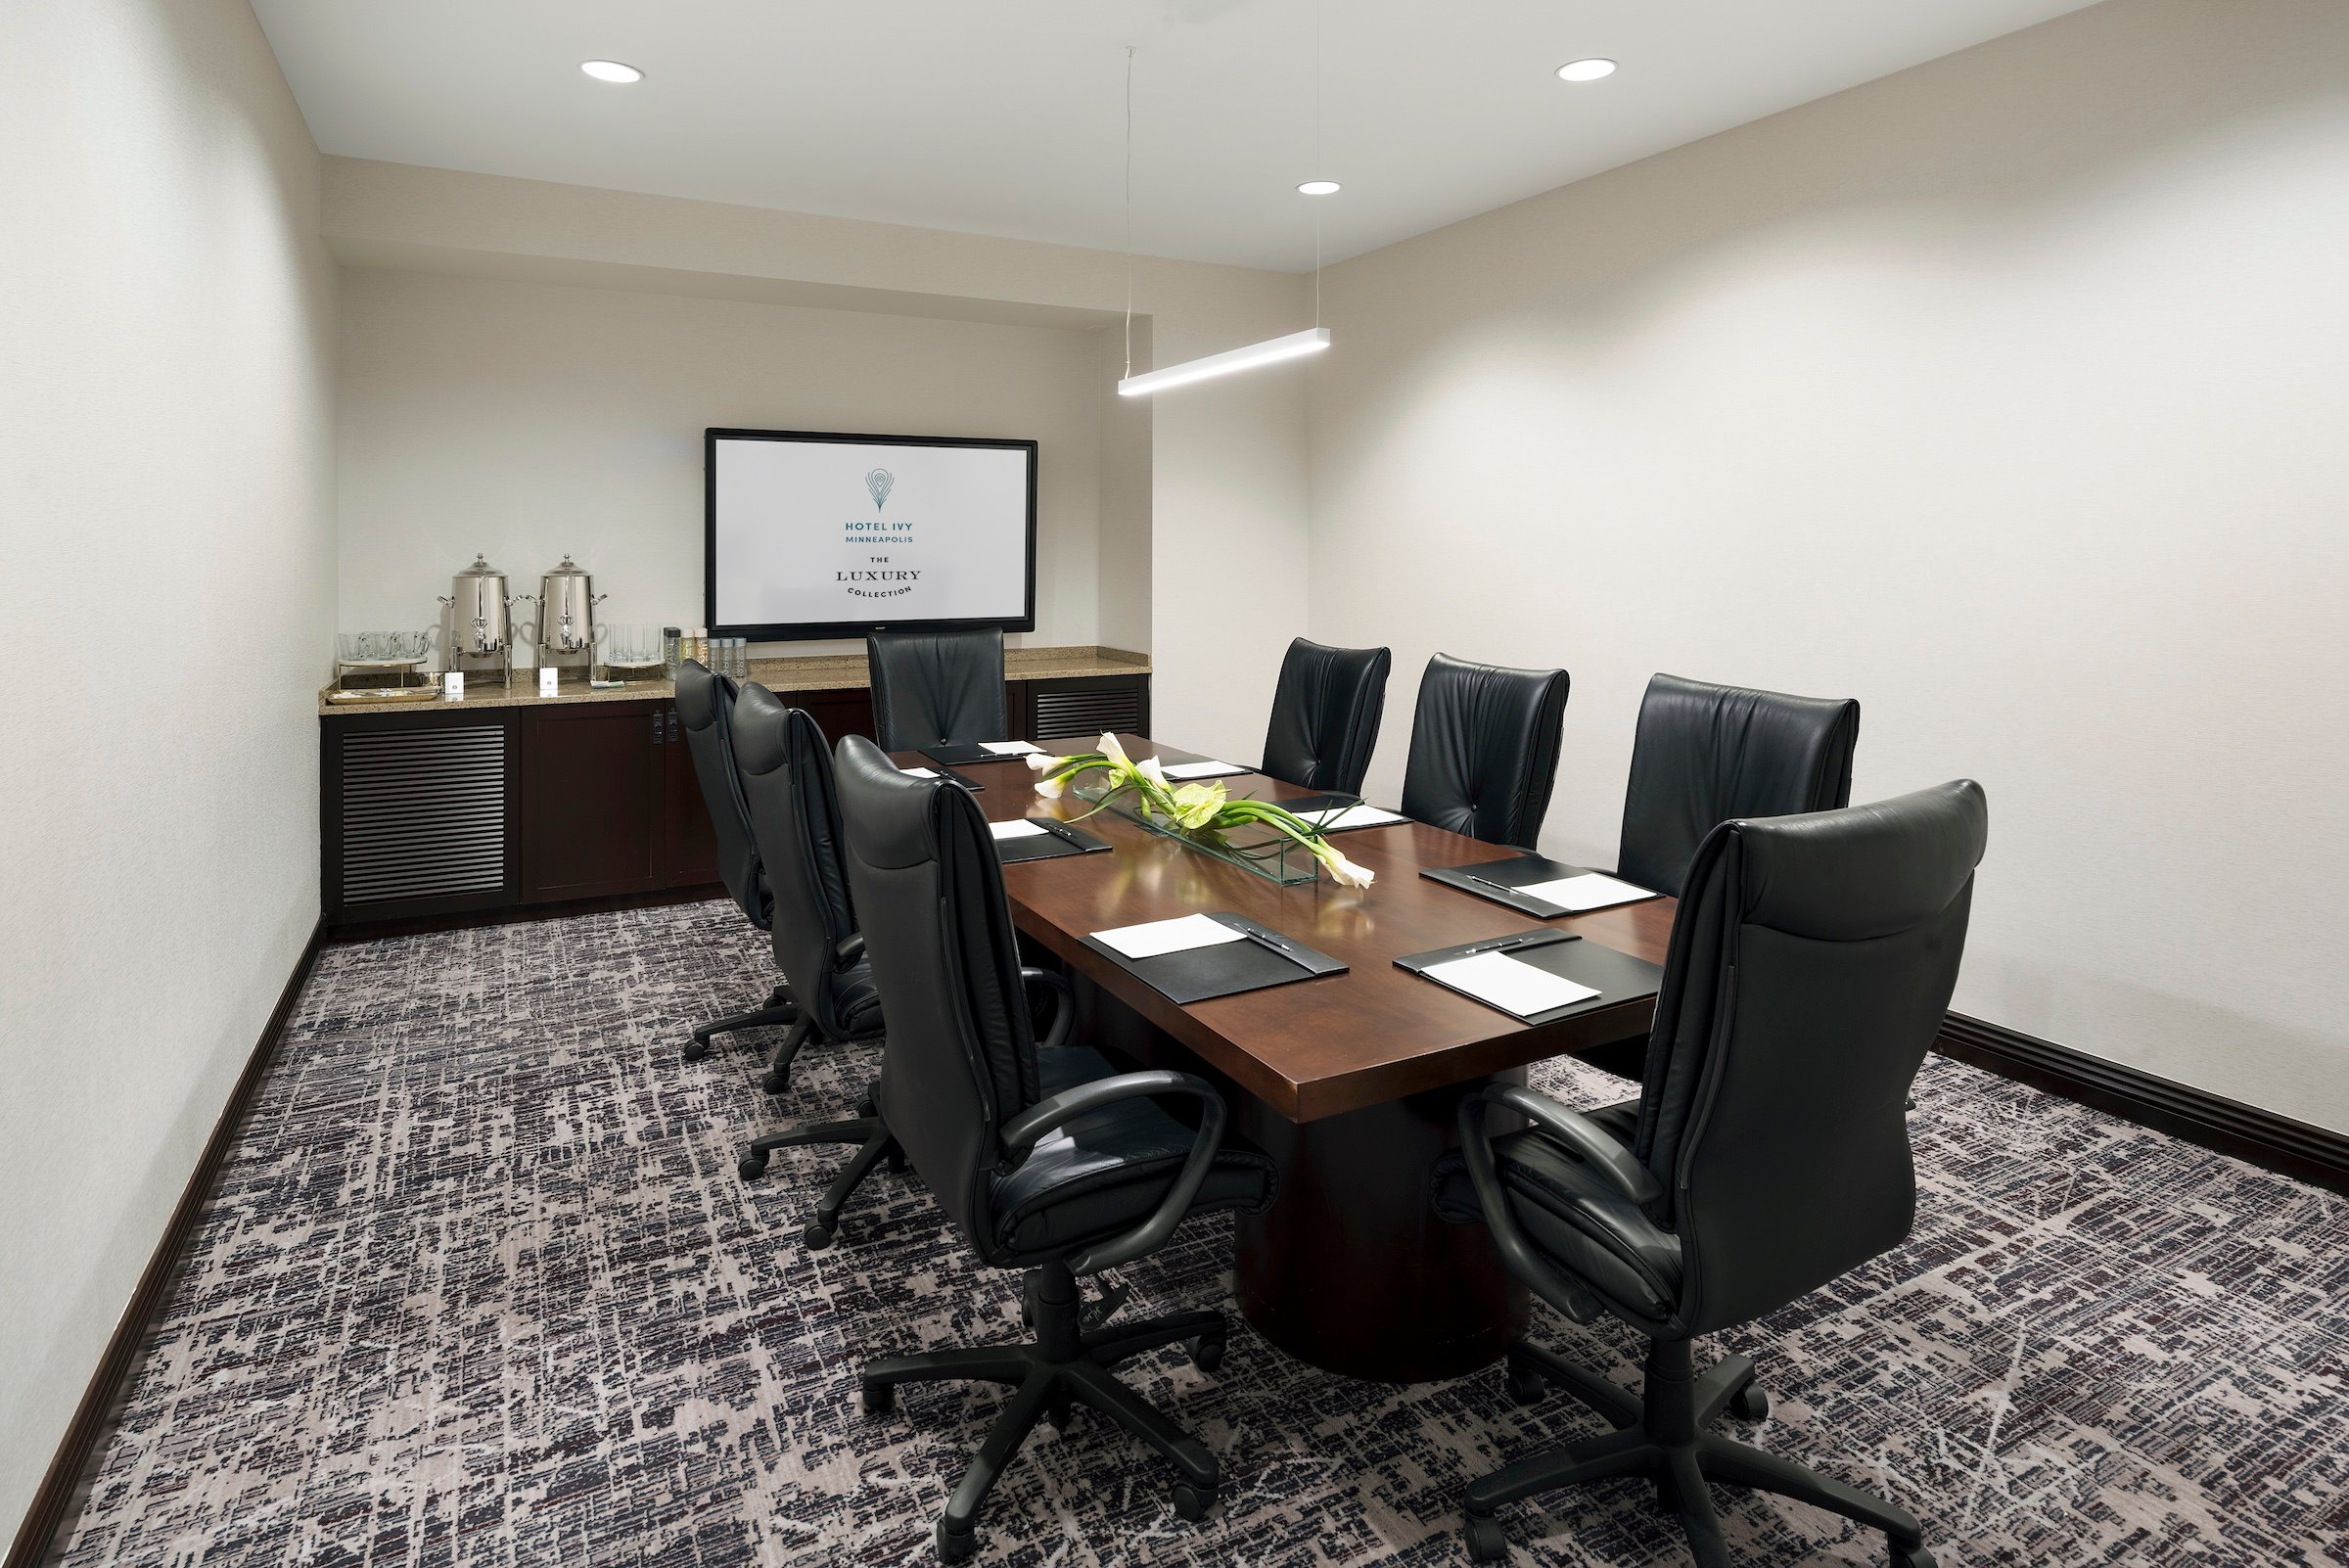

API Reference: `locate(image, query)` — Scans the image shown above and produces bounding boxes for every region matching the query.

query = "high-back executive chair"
[833,735,1277,1561]
[867,626,1008,751]
[1400,653,1571,850]
[1260,636,1392,795]
[673,660,796,1062]
[729,686,898,1250]
[1434,780,1987,1568]
[1617,672,1861,897]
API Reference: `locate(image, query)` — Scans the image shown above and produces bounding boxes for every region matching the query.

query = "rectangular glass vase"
[1073,778,1320,885]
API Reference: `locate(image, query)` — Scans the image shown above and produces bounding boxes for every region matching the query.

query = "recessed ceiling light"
[580,60,644,84]
[1556,58,1617,82]
[1298,179,1342,197]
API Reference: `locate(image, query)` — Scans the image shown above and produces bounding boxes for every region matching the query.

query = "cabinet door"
[521,704,664,900]
[662,703,722,888]
[801,690,877,748]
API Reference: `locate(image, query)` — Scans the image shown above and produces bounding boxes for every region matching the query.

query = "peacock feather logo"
[864,469,896,512]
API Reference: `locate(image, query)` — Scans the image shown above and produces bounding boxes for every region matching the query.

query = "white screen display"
[711,434,1034,634]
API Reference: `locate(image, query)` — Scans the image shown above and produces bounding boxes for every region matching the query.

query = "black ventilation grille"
[1032,685,1144,743]
[339,726,507,905]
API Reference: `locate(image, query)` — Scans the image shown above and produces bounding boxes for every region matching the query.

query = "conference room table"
[892,734,1677,1385]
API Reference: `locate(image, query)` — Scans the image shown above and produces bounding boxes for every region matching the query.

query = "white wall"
[1308,0,2349,1130]
[339,268,1117,658]
[0,0,336,1537]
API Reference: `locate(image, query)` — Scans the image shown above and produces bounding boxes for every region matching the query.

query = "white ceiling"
[253,0,2106,273]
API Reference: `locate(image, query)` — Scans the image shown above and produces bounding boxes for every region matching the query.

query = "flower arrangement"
[1028,734,1376,888]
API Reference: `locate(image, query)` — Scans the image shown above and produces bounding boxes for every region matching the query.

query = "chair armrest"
[1020,966,1074,1052]
[998,1070,1228,1276]
[1485,1084,1663,1206]
[1457,1086,1652,1325]
[835,933,867,966]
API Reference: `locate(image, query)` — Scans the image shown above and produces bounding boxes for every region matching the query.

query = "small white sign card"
[1423,950,1600,1018]
[1515,872,1655,913]
[537,667,559,698]
[442,671,464,701]
[981,741,1042,756]
[989,819,1050,842]
[1092,913,1249,961]
[1160,760,1253,781]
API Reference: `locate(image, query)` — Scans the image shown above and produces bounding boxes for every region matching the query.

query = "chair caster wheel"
[760,1068,791,1095]
[856,1096,878,1119]
[1503,1363,1546,1406]
[1464,1512,1510,1562]
[884,1148,908,1175]
[1184,1334,1225,1373]
[1890,1544,1936,1568]
[682,1038,712,1063]
[1045,1396,1075,1433]
[737,1149,769,1180]
[935,1520,976,1563]
[802,1221,836,1251]
[1170,1481,1215,1522]
[1729,1381,1770,1421]
[859,1378,895,1415]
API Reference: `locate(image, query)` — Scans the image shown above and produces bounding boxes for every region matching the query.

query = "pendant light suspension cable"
[1123,46,1135,380]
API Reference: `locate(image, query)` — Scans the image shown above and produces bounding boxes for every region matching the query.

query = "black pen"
[1034,817,1088,849]
[1236,925,1313,966]
[1451,930,1579,959]
[1460,871,1562,909]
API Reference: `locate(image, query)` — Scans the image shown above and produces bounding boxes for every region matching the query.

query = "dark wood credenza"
[319,660,1149,935]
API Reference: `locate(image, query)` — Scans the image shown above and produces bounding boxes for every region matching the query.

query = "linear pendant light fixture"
[1116,2,1332,397]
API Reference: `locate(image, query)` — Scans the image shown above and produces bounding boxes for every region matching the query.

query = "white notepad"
[1092,913,1249,961]
[1515,872,1654,913]
[980,740,1042,756]
[989,819,1050,841]
[899,765,941,777]
[1314,804,1409,830]
[1423,950,1600,1018]
[1160,759,1252,781]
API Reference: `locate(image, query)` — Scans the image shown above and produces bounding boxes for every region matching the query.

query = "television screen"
[705,428,1037,641]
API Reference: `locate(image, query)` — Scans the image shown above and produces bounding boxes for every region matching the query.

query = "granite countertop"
[318,644,1151,715]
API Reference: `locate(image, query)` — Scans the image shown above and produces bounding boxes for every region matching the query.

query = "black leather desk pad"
[1395,929,1664,1026]
[902,764,983,791]
[993,818,1112,865]
[1259,791,1408,834]
[1422,854,1659,919]
[1080,912,1347,1005]
[922,743,1039,767]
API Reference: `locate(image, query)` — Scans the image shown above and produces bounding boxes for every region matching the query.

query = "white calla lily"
[1098,732,1132,770]
[1035,774,1066,800]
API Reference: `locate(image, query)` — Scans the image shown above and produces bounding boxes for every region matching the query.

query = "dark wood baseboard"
[6,918,328,1568]
[326,883,726,945]
[1935,1011,2349,1195]
[1589,1012,2349,1196]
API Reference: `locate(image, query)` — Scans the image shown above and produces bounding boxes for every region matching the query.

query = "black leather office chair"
[1399,653,1571,850]
[674,659,795,1062]
[729,686,898,1250]
[833,734,1277,1561]
[868,626,1008,751]
[1434,780,1986,1567]
[1260,636,1392,794]
[1617,673,1861,897]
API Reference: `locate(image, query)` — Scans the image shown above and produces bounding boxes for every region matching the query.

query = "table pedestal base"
[1234,1075,1529,1385]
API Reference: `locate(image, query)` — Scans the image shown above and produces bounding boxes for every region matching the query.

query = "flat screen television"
[705,428,1038,642]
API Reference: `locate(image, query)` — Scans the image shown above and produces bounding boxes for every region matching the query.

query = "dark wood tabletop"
[899,734,1673,1124]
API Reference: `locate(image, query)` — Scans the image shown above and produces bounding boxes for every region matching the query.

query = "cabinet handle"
[653,712,665,745]
[668,711,679,742]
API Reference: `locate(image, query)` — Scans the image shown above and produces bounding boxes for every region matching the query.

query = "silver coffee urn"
[534,555,608,678]
[438,554,518,686]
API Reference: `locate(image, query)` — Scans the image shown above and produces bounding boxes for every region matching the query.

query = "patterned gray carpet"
[55,901,2348,1567]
